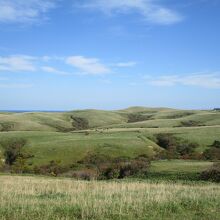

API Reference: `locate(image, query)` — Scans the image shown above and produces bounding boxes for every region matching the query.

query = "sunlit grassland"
[0,175,220,220]
[150,160,213,173]
[0,131,159,166]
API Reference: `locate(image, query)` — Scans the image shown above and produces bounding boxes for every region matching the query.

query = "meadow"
[0,175,219,220]
[0,107,220,166]
[0,107,220,219]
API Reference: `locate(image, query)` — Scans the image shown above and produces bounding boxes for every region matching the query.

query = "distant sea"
[0,110,66,113]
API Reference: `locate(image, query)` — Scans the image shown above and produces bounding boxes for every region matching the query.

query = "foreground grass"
[0,175,219,220]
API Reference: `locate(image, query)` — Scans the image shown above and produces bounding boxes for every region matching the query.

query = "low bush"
[155,133,176,150]
[0,122,14,132]
[200,162,220,182]
[1,138,27,165]
[203,140,220,160]
[77,153,151,180]
[127,113,152,123]
[71,169,99,180]
[179,120,204,127]
[34,160,69,176]
[155,133,199,159]
[71,116,89,130]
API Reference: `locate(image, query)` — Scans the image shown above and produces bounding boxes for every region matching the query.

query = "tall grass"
[0,175,219,220]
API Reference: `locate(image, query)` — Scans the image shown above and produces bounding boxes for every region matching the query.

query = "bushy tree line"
[33,154,151,180]
[155,134,220,160]
[155,134,199,160]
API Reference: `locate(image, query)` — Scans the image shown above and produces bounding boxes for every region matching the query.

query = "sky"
[0,0,220,111]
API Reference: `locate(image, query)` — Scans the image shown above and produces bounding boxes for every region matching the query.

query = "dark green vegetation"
[0,107,220,180]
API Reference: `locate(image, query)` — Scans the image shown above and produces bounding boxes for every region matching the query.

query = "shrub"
[1,138,27,165]
[11,157,30,174]
[77,153,151,180]
[71,169,99,180]
[155,134,198,159]
[203,147,220,160]
[179,120,204,127]
[188,152,203,160]
[117,156,151,178]
[200,162,220,182]
[0,122,14,132]
[127,113,152,123]
[34,160,68,176]
[155,133,177,150]
[210,140,220,149]
[177,142,197,157]
[71,116,89,130]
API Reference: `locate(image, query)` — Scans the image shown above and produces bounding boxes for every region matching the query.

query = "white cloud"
[0,55,36,72]
[0,54,112,76]
[66,56,110,75]
[79,0,183,25]
[148,73,220,89]
[41,66,70,75]
[115,61,137,67]
[0,0,56,24]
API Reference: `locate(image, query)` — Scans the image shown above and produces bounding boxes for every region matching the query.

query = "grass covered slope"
[0,107,219,167]
[1,107,220,132]
[0,175,219,220]
[0,131,159,166]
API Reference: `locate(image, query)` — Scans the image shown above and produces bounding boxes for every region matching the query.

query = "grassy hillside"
[1,107,220,132]
[0,107,219,168]
[0,175,219,220]
[0,130,159,166]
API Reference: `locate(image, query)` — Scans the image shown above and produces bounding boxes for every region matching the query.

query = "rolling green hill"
[0,130,159,166]
[0,107,219,167]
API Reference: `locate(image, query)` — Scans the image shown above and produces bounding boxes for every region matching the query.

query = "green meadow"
[0,107,219,219]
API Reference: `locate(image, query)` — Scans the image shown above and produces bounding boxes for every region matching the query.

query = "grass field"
[0,175,219,220]
[0,107,219,219]
[150,160,213,173]
[0,130,159,165]
[0,107,220,166]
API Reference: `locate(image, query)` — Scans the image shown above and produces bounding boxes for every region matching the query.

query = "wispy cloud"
[147,73,220,89]
[66,56,111,75]
[0,55,36,72]
[0,54,138,76]
[79,0,183,25]
[41,66,70,76]
[114,61,137,67]
[0,0,56,24]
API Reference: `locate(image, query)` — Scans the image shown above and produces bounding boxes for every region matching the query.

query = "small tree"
[11,156,29,173]
[3,138,27,165]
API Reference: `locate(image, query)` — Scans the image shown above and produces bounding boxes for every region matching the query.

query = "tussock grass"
[0,175,219,220]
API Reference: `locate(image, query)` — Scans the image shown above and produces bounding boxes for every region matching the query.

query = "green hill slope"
[0,107,219,166]
[0,130,159,166]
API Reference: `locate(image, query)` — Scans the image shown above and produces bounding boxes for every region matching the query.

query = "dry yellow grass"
[0,175,220,220]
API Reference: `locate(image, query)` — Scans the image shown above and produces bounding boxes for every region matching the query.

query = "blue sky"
[0,0,220,110]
